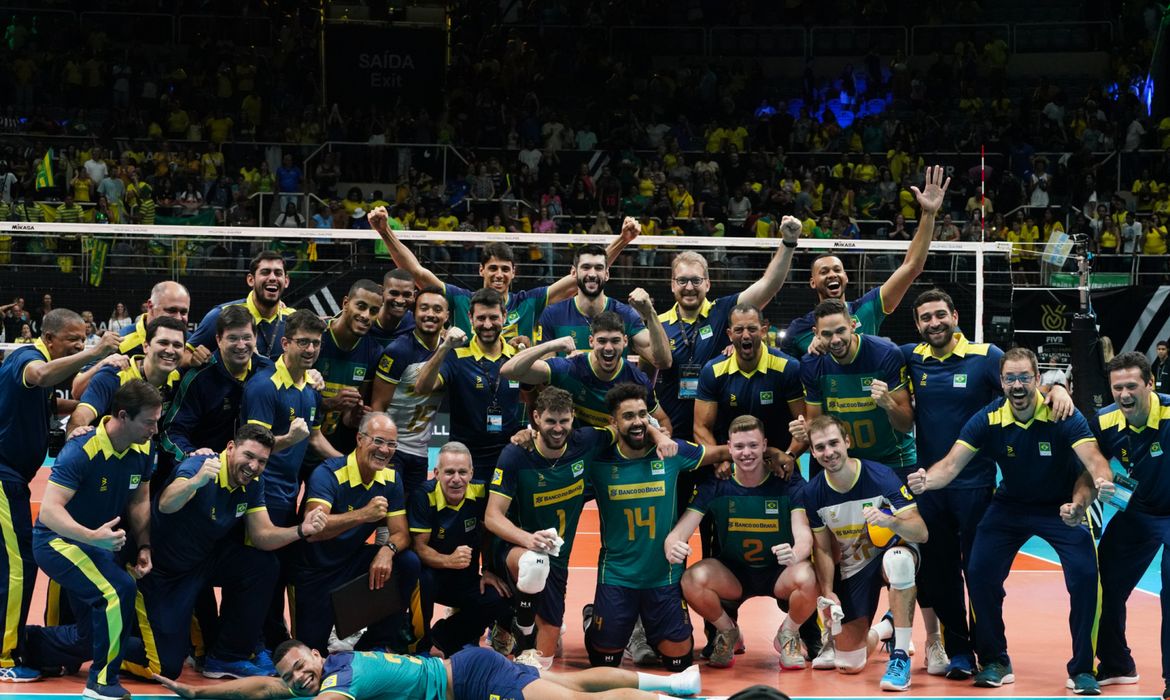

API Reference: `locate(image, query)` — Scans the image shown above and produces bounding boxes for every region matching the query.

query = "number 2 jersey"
[687,469,806,571]
[587,439,706,588]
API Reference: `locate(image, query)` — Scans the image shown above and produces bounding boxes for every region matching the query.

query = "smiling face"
[1000,357,1038,412]
[809,422,850,474]
[469,301,504,347]
[810,255,848,300]
[589,329,627,374]
[612,397,651,450]
[1109,366,1152,424]
[276,644,325,697]
[382,278,416,321]
[914,300,958,351]
[534,408,573,452]
[226,438,271,488]
[814,312,857,361]
[728,427,766,472]
[216,323,256,374]
[248,259,289,307]
[437,451,473,505]
[145,327,185,374]
[574,253,608,299]
[671,260,710,312]
[340,288,382,338]
[413,291,449,337]
[357,415,398,471]
[479,257,515,294]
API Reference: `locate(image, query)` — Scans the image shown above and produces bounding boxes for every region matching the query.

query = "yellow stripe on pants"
[47,538,124,685]
[122,589,160,677]
[0,486,24,668]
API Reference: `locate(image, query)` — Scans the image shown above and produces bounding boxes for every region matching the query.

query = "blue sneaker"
[252,649,276,676]
[1066,673,1101,695]
[202,656,268,679]
[880,650,912,691]
[82,682,131,700]
[945,653,977,680]
[0,666,41,683]
[973,660,1015,687]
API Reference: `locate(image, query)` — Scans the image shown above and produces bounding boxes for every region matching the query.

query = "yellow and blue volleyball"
[867,507,901,548]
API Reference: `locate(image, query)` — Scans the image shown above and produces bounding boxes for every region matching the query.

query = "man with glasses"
[908,347,1114,694]
[368,269,417,345]
[294,412,423,655]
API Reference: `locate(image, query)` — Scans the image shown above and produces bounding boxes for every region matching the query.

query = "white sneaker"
[515,649,553,671]
[812,633,837,670]
[925,636,949,675]
[774,626,806,670]
[625,619,659,666]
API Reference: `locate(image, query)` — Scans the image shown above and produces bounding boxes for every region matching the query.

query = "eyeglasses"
[360,433,397,449]
[673,276,706,288]
[291,337,322,348]
[1002,374,1034,385]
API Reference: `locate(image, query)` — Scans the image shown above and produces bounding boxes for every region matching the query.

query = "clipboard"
[330,573,402,640]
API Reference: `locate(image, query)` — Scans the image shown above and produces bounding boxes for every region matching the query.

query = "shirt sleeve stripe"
[245,506,267,514]
[488,490,513,501]
[409,527,430,534]
[956,440,979,453]
[247,419,273,429]
[305,498,332,508]
[1071,437,1098,448]
[388,509,407,518]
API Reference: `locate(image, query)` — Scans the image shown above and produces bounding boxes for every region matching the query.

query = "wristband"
[785,449,798,461]
[384,541,398,554]
[296,523,308,539]
[782,239,798,248]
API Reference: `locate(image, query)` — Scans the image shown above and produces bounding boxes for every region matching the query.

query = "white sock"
[872,617,894,641]
[517,622,535,636]
[638,672,671,692]
[780,615,799,633]
[894,627,913,654]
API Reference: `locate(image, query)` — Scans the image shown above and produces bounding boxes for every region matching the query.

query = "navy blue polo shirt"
[302,453,406,571]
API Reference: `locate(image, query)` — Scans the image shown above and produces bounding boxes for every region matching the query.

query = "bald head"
[148,281,191,324]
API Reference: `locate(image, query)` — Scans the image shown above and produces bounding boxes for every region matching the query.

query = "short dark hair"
[272,639,309,666]
[1158,340,1168,349]
[590,310,625,335]
[912,288,956,316]
[216,305,255,337]
[1107,351,1152,384]
[416,284,447,307]
[234,423,276,450]
[533,386,574,416]
[573,243,608,264]
[145,316,187,343]
[111,379,164,420]
[40,308,83,336]
[813,298,849,323]
[729,302,764,324]
[384,268,413,285]
[249,250,285,276]
[469,288,504,313]
[481,242,515,265]
[606,382,649,414]
[1000,346,1039,376]
[285,309,327,338]
[348,278,383,298]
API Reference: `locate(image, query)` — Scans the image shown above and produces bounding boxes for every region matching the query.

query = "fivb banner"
[324,23,445,111]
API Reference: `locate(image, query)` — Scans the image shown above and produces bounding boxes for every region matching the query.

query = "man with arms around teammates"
[0,309,120,683]
[909,347,1114,694]
[781,165,950,357]
[537,243,672,369]
[801,415,928,692]
[371,285,449,494]
[415,289,525,481]
[187,250,296,364]
[502,310,670,430]
[665,415,817,670]
[1091,352,1170,694]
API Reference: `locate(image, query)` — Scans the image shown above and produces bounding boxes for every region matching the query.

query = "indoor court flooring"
[8,466,1166,699]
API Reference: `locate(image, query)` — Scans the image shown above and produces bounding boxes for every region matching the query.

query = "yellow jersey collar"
[244,291,283,324]
[914,333,970,361]
[273,356,307,390]
[93,416,151,459]
[432,483,481,511]
[132,355,181,389]
[1117,393,1166,432]
[995,391,1052,427]
[467,336,515,362]
[215,449,251,492]
[32,337,51,361]
[662,298,715,324]
[727,350,769,376]
[342,452,390,489]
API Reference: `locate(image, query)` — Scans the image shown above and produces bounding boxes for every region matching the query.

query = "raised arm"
[415,328,464,395]
[879,165,950,314]
[738,215,801,308]
[908,441,978,494]
[247,506,326,550]
[25,331,121,388]
[870,382,914,433]
[547,217,641,302]
[368,206,443,290]
[626,287,671,369]
[500,336,569,385]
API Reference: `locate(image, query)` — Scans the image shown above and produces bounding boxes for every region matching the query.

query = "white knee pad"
[517,549,551,594]
[882,546,916,591]
[835,646,867,673]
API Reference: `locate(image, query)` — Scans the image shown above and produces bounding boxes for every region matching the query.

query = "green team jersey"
[588,439,706,588]
[444,283,550,342]
[491,428,612,568]
[687,470,807,570]
[319,651,447,700]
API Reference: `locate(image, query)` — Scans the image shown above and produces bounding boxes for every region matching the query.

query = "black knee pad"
[585,630,622,667]
[661,652,693,671]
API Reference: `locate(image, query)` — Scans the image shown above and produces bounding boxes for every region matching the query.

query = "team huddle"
[0,164,1163,700]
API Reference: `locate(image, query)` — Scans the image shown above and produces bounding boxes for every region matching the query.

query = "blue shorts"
[722,560,785,602]
[590,582,693,649]
[835,546,919,624]
[450,646,539,700]
[495,544,570,627]
[389,451,430,495]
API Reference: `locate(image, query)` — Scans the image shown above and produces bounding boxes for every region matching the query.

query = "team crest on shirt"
[571,460,585,477]
[129,474,141,490]
[378,356,393,373]
[1038,442,1052,456]
[491,468,504,486]
[764,499,779,514]
[699,325,713,339]
[953,374,968,388]
[651,460,665,475]
[464,517,477,532]
[1152,442,1163,457]
[352,367,367,381]
[861,377,875,388]
[760,391,774,405]
[508,311,520,325]
[235,503,247,518]
[320,676,337,691]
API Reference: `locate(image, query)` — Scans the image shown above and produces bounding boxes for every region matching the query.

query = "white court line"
[1016,550,1161,598]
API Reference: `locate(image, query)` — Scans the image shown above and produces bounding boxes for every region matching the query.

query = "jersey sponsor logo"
[508,380,520,389]
[438,527,446,539]
[760,391,774,405]
[491,468,504,486]
[920,372,928,386]
[571,460,585,477]
[650,460,665,475]
[729,393,738,407]
[320,675,338,691]
[1006,445,1015,457]
[764,499,780,514]
[728,517,779,532]
[533,479,584,507]
[953,373,968,388]
[100,476,109,493]
[1038,441,1052,456]
[289,406,296,421]
[475,375,485,390]
[464,517,477,532]
[899,485,915,502]
[1152,442,1163,457]
[210,506,217,521]
[129,474,141,490]
[235,503,247,518]
[825,396,875,413]
[608,481,666,500]
[378,356,393,373]
[352,366,367,381]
